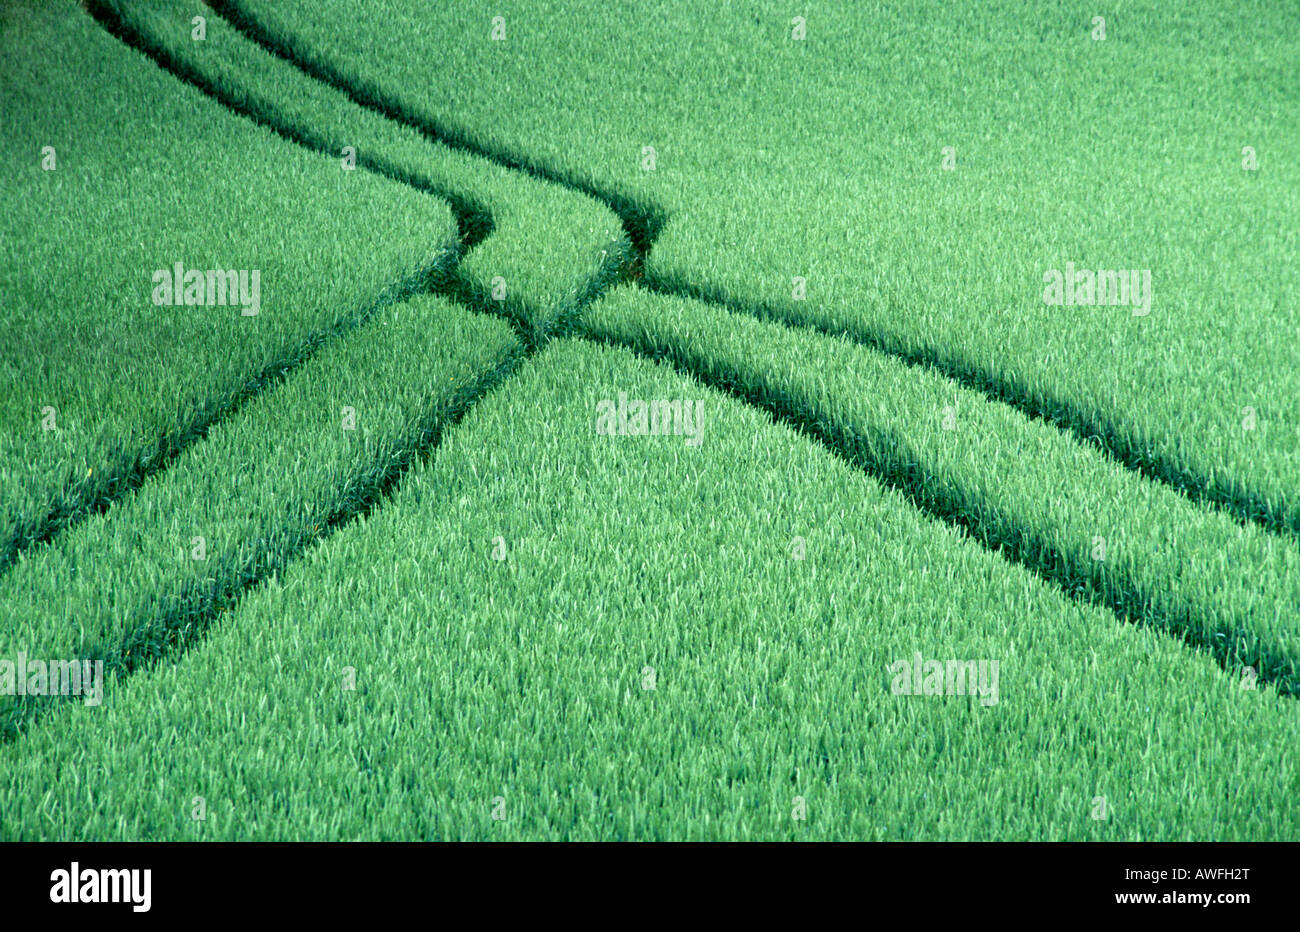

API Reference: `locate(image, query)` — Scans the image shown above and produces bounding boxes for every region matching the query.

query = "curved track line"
[213,0,1298,546]
[192,0,1300,692]
[577,306,1299,697]
[1,0,497,581]
[32,0,1286,747]
[5,0,614,739]
[1,342,520,742]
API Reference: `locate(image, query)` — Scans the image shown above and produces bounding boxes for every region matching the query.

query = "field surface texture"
[0,0,1296,840]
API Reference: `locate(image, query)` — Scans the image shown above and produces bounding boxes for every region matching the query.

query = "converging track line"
[29,0,1291,737]
[212,0,1300,548]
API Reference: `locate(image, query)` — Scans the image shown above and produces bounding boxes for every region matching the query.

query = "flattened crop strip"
[643,273,1299,544]
[213,0,1300,548]
[70,1,1298,712]
[85,0,492,249]
[1,298,521,741]
[9,0,627,740]
[0,251,456,580]
[579,286,1300,696]
[207,0,667,259]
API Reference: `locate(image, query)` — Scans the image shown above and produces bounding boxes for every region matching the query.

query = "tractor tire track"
[576,304,1299,697]
[0,248,460,581]
[214,0,1299,547]
[52,0,1294,740]
[646,273,1298,545]
[2,0,620,740]
[1,339,522,742]
[0,2,479,580]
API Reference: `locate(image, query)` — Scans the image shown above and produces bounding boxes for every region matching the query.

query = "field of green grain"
[0,0,1296,840]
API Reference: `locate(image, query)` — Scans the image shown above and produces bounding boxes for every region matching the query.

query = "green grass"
[0,0,459,568]
[226,0,1300,536]
[0,292,518,737]
[1,339,1295,841]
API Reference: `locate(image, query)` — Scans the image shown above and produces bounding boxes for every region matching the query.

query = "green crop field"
[1,0,1296,842]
